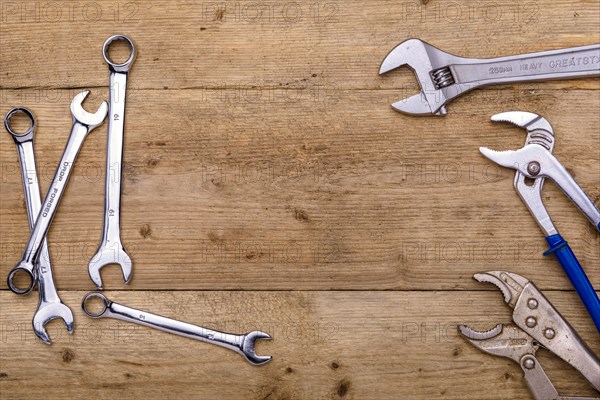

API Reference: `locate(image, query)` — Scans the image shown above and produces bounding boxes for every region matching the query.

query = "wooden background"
[0,1,598,399]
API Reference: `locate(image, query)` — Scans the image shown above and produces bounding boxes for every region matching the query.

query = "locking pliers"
[459,271,600,400]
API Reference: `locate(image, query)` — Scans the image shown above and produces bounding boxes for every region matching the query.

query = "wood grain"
[0,88,598,290]
[0,1,599,399]
[0,291,599,400]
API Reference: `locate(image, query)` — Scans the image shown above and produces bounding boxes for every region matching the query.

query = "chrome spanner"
[379,39,600,116]
[88,35,135,289]
[4,108,74,343]
[82,292,272,365]
[7,91,108,295]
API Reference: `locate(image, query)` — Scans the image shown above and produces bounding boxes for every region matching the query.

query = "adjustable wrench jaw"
[379,38,464,116]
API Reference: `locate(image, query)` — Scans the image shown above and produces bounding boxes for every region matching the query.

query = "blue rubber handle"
[545,234,600,332]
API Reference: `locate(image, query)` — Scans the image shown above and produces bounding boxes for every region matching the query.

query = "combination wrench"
[88,35,135,289]
[82,292,272,365]
[379,40,600,116]
[7,91,108,295]
[4,108,74,343]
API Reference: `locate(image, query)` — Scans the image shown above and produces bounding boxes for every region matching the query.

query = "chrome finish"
[88,35,135,289]
[82,292,272,365]
[480,144,600,230]
[3,108,74,342]
[460,271,600,400]
[491,111,558,236]
[7,92,108,295]
[379,39,600,116]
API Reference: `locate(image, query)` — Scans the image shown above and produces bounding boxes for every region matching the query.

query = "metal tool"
[4,108,74,343]
[88,35,135,289]
[82,292,272,365]
[379,39,600,116]
[480,111,600,331]
[7,91,108,295]
[459,271,600,400]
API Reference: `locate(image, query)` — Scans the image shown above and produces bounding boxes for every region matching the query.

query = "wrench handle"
[22,122,89,264]
[16,142,60,302]
[84,294,247,356]
[540,152,600,229]
[545,234,600,332]
[451,44,600,86]
[101,71,128,244]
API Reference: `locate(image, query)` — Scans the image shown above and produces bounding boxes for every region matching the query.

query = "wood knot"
[336,379,350,397]
[61,348,74,363]
[139,224,152,239]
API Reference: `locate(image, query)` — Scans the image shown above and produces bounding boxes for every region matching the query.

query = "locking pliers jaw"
[459,271,600,399]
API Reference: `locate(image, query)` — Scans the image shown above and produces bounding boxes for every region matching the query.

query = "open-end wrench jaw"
[88,246,132,290]
[70,91,108,129]
[240,331,273,366]
[32,303,74,344]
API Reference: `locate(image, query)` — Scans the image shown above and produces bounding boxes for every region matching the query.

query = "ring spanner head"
[4,107,35,143]
[379,38,461,116]
[70,91,108,129]
[102,34,136,73]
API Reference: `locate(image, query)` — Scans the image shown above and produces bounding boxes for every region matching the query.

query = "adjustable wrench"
[88,35,135,289]
[4,108,74,343]
[379,39,600,116]
[7,91,108,294]
[82,292,272,365]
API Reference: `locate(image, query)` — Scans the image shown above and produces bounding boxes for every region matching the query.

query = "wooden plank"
[1,88,598,290]
[0,290,598,400]
[0,1,599,90]
[1,87,598,290]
